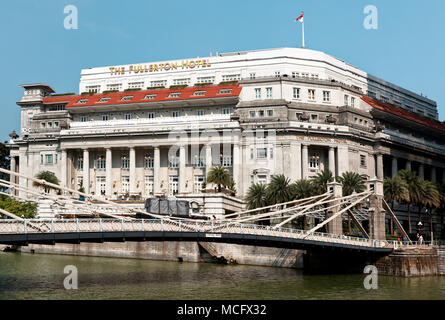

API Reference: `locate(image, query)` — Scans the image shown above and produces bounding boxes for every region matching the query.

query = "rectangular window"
[125,113,132,120]
[168,92,181,98]
[173,78,190,86]
[172,111,180,118]
[222,74,241,82]
[102,114,109,121]
[97,97,110,103]
[323,91,331,102]
[249,73,256,80]
[128,82,144,89]
[193,90,206,96]
[223,108,230,115]
[218,89,232,95]
[145,176,154,195]
[197,110,205,116]
[258,110,265,117]
[311,114,318,121]
[258,175,267,185]
[144,153,154,169]
[221,155,232,167]
[54,122,59,127]
[344,95,349,106]
[150,80,167,88]
[249,111,256,118]
[309,153,320,169]
[121,96,133,101]
[250,148,254,160]
[255,88,261,99]
[293,88,300,99]
[86,85,100,93]
[257,148,267,159]
[194,176,205,193]
[267,110,274,117]
[360,155,367,167]
[169,176,179,196]
[76,99,88,104]
[45,154,53,165]
[351,97,355,107]
[292,72,299,78]
[148,112,155,119]
[270,147,274,159]
[121,154,130,170]
[308,89,315,100]
[197,76,215,84]
[275,71,280,78]
[40,154,43,164]
[106,83,122,91]
[169,156,179,168]
[77,156,83,171]
[266,87,272,99]
[192,155,205,168]
[96,155,106,170]
[121,176,130,193]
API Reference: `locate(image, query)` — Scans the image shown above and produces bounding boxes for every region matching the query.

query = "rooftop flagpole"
[295,11,305,48]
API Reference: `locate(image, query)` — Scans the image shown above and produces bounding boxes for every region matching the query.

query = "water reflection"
[0,252,444,300]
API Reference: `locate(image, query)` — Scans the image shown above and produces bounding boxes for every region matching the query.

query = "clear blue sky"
[1,0,444,141]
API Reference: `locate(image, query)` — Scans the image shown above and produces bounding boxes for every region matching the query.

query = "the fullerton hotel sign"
[109,58,212,76]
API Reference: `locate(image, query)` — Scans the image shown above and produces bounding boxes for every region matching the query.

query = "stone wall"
[375,248,438,277]
[14,241,304,269]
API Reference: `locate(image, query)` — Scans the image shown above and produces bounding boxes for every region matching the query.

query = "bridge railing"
[0,218,389,248]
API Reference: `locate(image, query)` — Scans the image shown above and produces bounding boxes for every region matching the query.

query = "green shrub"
[124,88,141,92]
[169,84,188,89]
[146,86,165,90]
[102,90,119,94]
[51,93,76,97]
[219,81,238,85]
[0,195,37,219]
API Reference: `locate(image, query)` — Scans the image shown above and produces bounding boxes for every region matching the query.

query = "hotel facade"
[8,48,445,230]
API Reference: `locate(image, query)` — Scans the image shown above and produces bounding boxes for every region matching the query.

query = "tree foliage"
[32,171,60,193]
[206,166,231,193]
[336,172,366,196]
[0,194,37,219]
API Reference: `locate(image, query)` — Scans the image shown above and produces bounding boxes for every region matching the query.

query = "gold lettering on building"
[110,59,211,75]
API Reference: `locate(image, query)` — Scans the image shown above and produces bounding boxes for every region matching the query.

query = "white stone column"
[406,160,411,171]
[442,170,445,185]
[83,149,90,194]
[179,145,186,194]
[328,147,335,176]
[233,143,241,194]
[10,156,16,196]
[391,157,398,177]
[129,147,136,195]
[337,145,349,176]
[61,149,67,190]
[418,163,424,180]
[106,148,112,197]
[431,167,436,183]
[18,151,27,199]
[153,147,160,194]
[205,144,212,177]
[290,142,301,181]
[302,144,309,179]
[376,153,384,180]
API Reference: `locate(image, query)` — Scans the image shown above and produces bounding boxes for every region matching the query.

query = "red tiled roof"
[43,84,241,108]
[361,96,445,133]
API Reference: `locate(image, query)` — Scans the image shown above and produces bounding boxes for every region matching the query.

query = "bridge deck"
[0,219,393,253]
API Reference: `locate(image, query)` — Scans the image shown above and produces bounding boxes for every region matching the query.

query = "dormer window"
[97,97,110,103]
[168,92,181,98]
[144,94,157,100]
[218,89,232,95]
[121,96,133,101]
[76,99,88,104]
[193,91,206,96]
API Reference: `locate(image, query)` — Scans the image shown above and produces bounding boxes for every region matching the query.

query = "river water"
[0,251,444,300]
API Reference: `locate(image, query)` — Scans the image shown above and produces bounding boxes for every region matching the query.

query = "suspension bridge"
[0,167,413,271]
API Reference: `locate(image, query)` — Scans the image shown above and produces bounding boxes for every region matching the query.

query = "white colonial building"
[8,47,445,229]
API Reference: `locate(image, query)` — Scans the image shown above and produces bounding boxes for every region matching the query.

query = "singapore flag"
[295,11,304,23]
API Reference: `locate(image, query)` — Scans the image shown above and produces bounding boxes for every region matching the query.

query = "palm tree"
[291,179,315,200]
[245,183,268,210]
[311,170,334,194]
[398,169,422,234]
[437,184,445,239]
[291,179,316,230]
[206,166,230,193]
[266,174,293,206]
[33,171,60,194]
[421,181,440,239]
[337,172,366,196]
[384,176,409,235]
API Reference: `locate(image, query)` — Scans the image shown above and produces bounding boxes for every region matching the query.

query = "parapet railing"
[0,218,389,249]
